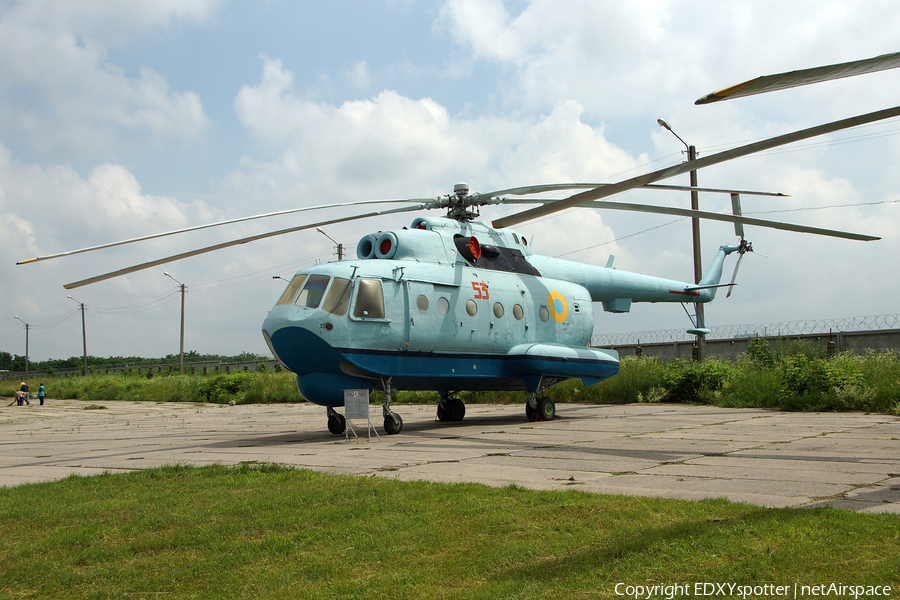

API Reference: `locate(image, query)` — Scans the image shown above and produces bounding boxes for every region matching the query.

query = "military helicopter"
[17,53,897,435]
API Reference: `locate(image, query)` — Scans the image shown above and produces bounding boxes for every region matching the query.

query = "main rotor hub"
[446,182,482,221]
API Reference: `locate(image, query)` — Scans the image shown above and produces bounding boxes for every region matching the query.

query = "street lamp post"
[14,316,29,378]
[658,118,705,362]
[67,295,88,376]
[316,228,343,260]
[164,272,186,375]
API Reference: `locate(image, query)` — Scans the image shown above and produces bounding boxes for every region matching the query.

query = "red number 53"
[471,281,489,299]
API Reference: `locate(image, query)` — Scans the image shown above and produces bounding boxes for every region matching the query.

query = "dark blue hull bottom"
[268,326,619,407]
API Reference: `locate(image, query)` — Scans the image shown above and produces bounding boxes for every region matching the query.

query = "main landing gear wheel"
[537,396,556,421]
[327,407,346,435]
[437,394,466,422]
[384,413,403,435]
[447,398,465,421]
[526,397,556,421]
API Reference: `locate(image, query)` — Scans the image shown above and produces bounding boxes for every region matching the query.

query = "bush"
[661,359,736,404]
[746,336,775,367]
[15,371,304,405]
[587,356,667,404]
[719,358,785,408]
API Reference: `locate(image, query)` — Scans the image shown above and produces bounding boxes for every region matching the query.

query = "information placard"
[343,389,369,420]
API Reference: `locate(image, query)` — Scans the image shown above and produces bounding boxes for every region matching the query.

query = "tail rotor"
[725,193,763,298]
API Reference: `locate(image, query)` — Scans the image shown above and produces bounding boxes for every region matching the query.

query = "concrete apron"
[1,400,898,514]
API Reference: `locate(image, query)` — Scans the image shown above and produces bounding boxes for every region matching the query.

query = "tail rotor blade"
[726,252,744,298]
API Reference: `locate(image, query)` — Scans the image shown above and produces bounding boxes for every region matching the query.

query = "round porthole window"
[438,297,450,315]
[466,299,478,316]
[493,302,504,318]
[416,294,429,313]
[539,306,550,322]
[513,304,524,320]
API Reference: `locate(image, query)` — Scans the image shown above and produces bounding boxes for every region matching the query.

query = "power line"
[88,289,181,315]
[26,308,81,331]
[554,218,685,258]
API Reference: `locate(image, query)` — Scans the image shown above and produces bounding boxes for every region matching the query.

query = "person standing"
[38,383,45,406]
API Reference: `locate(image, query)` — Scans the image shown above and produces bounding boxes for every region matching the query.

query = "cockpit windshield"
[276,274,307,305]
[296,274,330,309]
[276,274,354,316]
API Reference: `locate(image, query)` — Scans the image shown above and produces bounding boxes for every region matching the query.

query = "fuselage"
[262,216,736,406]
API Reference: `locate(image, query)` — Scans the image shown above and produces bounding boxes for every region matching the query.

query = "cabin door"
[405,281,437,352]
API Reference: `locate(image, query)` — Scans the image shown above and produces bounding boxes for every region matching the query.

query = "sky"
[2,0,899,363]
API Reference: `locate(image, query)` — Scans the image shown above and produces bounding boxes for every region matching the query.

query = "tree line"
[0,350,270,373]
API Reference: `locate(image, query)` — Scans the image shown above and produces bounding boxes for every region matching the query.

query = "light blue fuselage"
[262,217,735,407]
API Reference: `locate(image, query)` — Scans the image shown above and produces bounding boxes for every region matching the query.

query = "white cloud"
[232,57,648,201]
[0,0,214,157]
[4,0,219,44]
[436,0,900,121]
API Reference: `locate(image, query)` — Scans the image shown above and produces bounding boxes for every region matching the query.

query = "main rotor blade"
[63,204,425,289]
[18,198,430,266]
[484,182,786,197]
[696,52,900,104]
[731,193,745,239]
[492,104,900,229]
[498,198,879,241]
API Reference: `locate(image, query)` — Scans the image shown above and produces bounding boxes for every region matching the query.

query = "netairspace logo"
[614,582,893,599]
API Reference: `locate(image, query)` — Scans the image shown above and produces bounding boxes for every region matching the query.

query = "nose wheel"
[384,412,403,434]
[381,377,403,434]
[327,407,346,435]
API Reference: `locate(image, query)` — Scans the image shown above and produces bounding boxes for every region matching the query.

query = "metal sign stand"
[343,389,380,443]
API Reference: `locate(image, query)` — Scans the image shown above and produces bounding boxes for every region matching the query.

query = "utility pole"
[164,272,186,375]
[67,295,88,376]
[658,119,705,361]
[316,228,343,260]
[14,316,28,378]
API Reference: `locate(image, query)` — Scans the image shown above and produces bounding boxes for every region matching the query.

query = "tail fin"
[683,244,741,302]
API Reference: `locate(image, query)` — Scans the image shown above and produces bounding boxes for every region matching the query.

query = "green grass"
[6,369,305,405]
[0,465,897,599]
[5,346,899,415]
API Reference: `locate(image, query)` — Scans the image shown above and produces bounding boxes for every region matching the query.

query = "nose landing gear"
[381,377,403,434]
[327,406,346,435]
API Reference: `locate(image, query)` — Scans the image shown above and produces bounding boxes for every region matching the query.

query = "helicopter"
[17,53,897,435]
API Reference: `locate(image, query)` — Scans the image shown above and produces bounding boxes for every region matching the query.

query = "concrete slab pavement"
[1,399,898,513]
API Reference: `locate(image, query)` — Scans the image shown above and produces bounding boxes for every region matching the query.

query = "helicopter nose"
[262,310,342,376]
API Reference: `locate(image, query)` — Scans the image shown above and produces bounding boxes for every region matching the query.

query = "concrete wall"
[601,329,900,361]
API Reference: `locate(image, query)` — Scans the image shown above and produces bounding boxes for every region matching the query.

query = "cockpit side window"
[321,277,352,316]
[352,279,385,319]
[276,274,308,305]
[296,275,330,309]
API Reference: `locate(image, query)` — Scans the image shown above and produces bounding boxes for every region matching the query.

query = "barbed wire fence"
[592,314,900,347]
